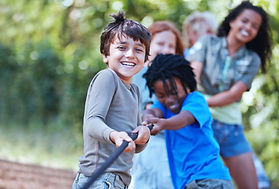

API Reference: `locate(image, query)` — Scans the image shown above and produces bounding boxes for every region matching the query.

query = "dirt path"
[0,159,76,189]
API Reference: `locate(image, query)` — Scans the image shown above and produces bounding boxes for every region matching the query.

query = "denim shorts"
[72,172,128,189]
[211,119,252,158]
[185,179,234,189]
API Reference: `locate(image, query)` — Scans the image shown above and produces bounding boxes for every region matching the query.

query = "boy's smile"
[153,77,188,114]
[103,35,145,85]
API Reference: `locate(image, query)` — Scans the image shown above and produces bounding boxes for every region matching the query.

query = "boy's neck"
[108,67,131,86]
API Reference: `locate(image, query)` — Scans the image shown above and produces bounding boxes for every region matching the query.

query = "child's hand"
[132,126,150,145]
[143,118,164,135]
[109,131,135,152]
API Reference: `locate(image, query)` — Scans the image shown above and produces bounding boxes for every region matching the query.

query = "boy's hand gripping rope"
[81,124,154,189]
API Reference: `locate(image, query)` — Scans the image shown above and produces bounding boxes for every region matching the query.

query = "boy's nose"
[165,96,175,106]
[126,48,135,58]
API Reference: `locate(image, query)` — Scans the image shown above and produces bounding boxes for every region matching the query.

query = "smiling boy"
[142,54,233,189]
[72,12,151,189]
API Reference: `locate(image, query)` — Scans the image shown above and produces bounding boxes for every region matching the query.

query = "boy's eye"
[135,48,144,52]
[117,46,126,50]
[156,95,164,99]
[155,93,165,99]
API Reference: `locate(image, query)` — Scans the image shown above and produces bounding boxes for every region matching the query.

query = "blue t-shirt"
[152,91,231,189]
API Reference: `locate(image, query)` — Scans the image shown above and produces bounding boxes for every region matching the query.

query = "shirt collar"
[221,37,247,59]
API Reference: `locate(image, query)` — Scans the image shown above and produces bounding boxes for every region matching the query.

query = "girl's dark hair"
[143,54,196,97]
[148,21,184,56]
[100,11,152,61]
[217,1,272,73]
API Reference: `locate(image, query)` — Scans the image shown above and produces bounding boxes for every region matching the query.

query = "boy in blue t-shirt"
[142,54,234,189]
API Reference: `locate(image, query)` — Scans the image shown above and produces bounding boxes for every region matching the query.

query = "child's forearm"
[142,109,195,133]
[159,110,196,130]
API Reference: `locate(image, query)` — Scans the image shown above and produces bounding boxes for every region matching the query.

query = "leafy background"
[0,0,278,188]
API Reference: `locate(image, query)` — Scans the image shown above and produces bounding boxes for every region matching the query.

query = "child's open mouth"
[168,103,180,113]
[121,61,136,67]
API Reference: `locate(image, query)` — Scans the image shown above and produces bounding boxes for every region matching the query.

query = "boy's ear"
[102,54,108,63]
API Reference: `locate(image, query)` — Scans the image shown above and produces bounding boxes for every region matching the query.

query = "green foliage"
[0,0,279,187]
[60,47,104,126]
[241,1,279,187]
[0,40,64,123]
[0,44,19,121]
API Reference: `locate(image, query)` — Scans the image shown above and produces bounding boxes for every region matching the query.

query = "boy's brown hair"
[100,11,152,61]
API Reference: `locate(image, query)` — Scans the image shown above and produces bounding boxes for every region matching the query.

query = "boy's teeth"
[169,104,178,109]
[122,62,134,66]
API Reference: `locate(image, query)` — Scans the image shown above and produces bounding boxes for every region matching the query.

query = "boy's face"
[103,35,145,84]
[153,77,188,114]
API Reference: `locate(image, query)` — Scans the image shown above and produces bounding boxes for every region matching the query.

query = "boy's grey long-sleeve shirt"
[78,68,142,185]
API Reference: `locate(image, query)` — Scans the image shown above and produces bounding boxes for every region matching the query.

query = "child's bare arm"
[143,110,196,135]
[161,110,195,130]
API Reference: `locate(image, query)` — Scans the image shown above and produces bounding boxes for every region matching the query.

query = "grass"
[0,121,83,171]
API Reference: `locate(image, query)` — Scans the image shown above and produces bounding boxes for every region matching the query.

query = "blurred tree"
[0,44,18,121]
